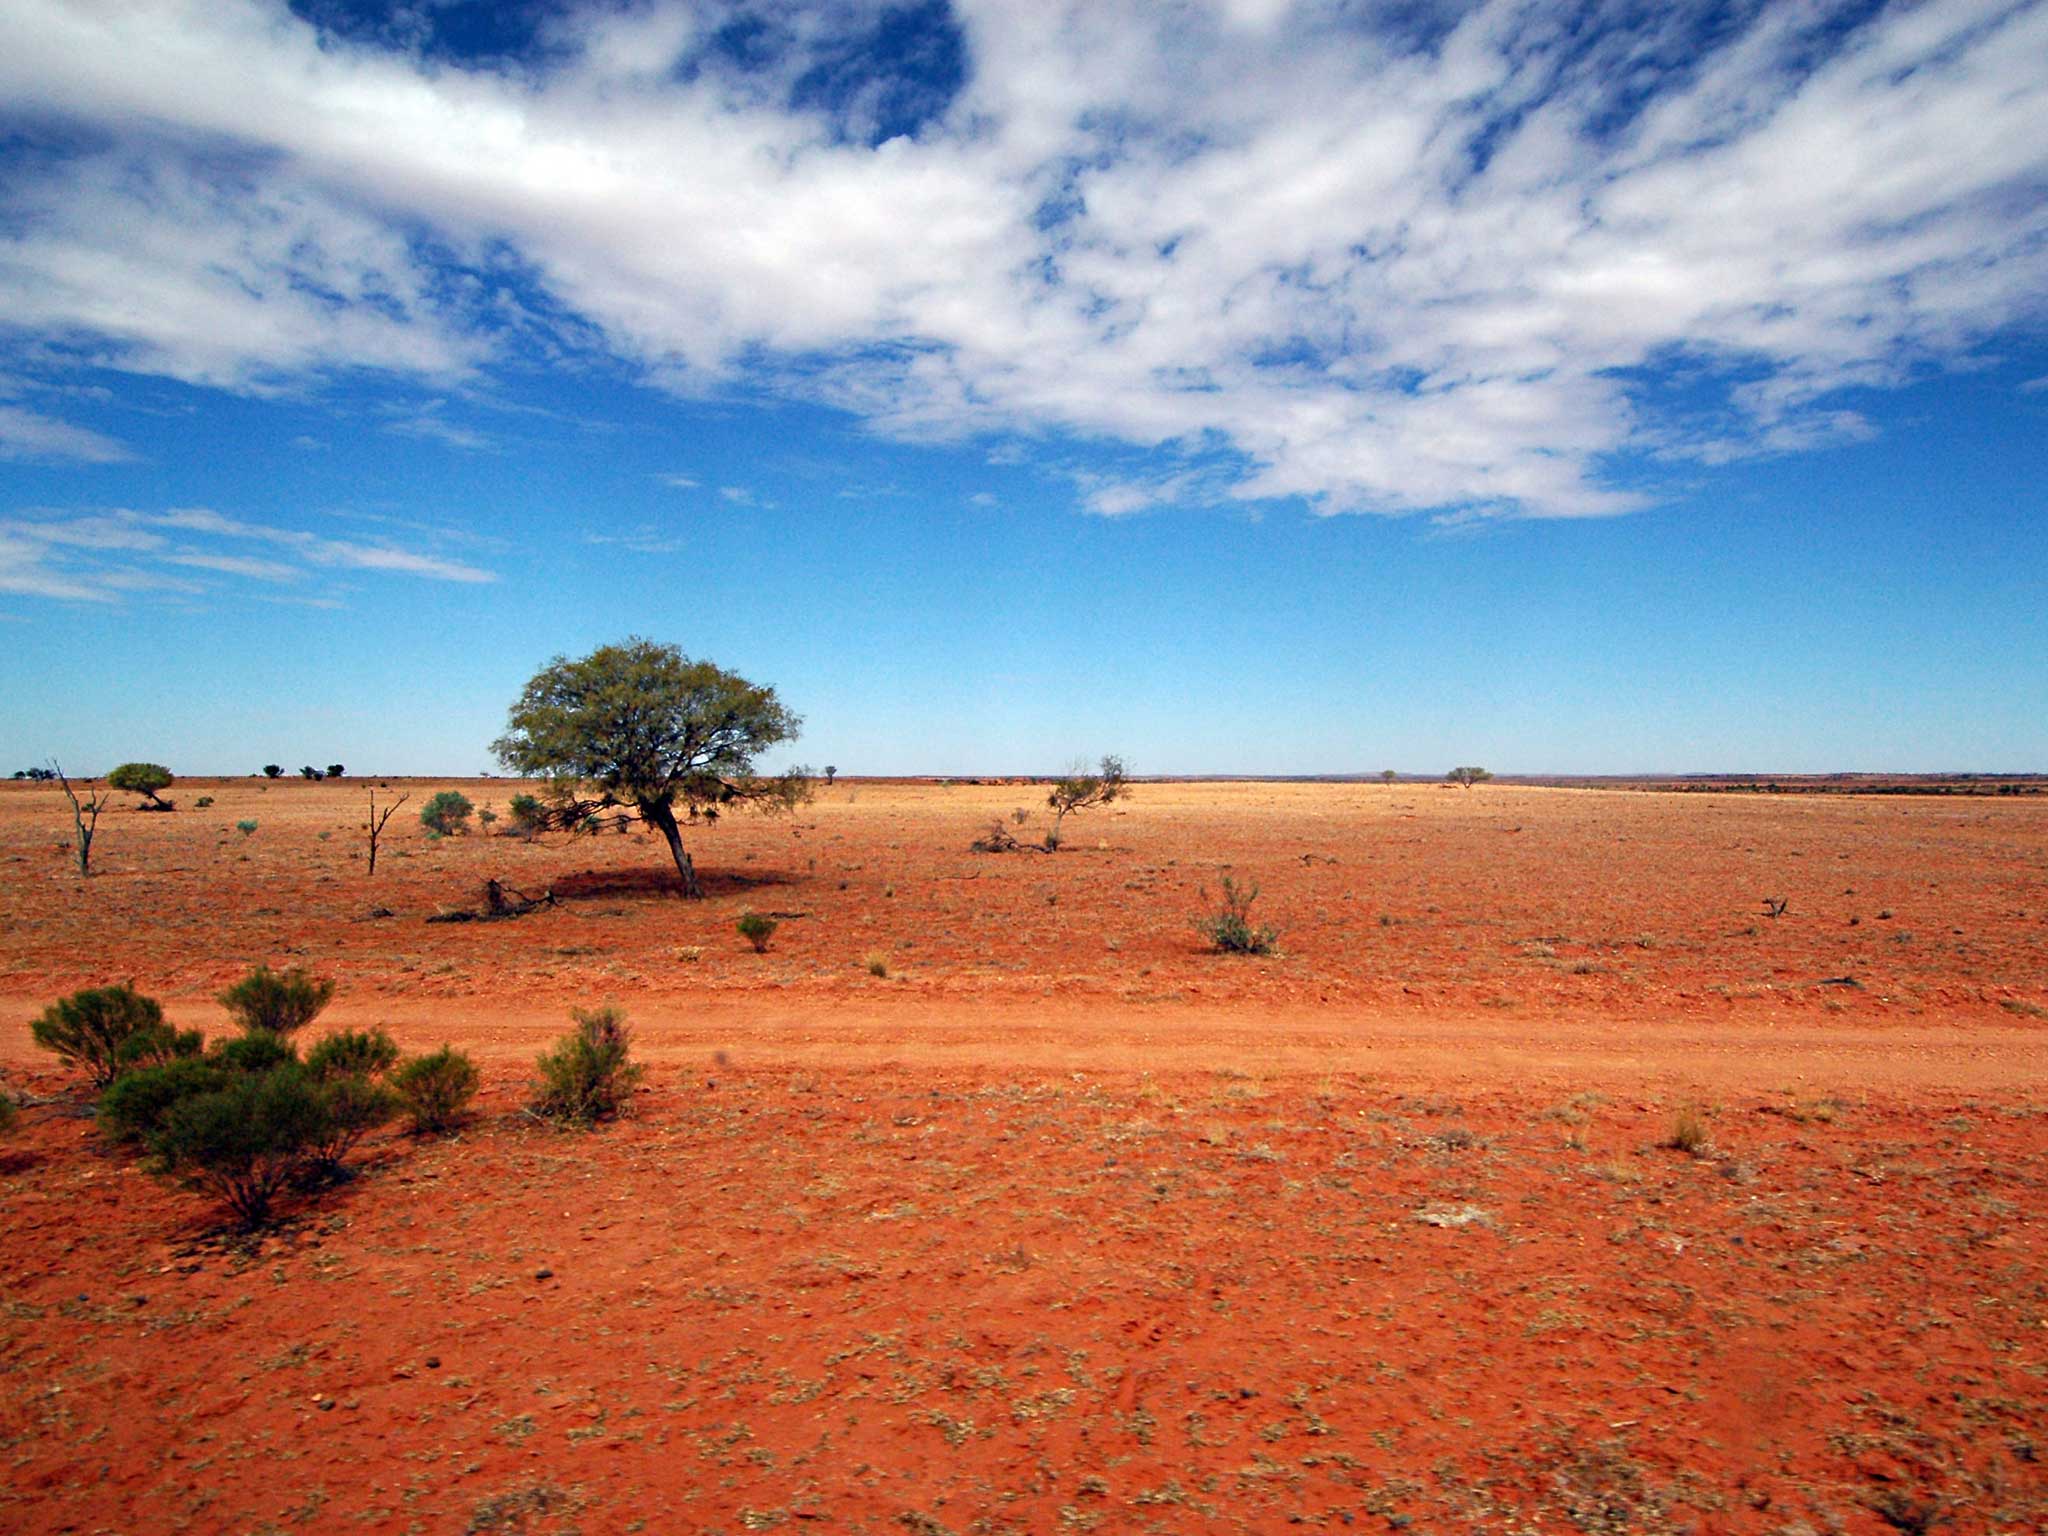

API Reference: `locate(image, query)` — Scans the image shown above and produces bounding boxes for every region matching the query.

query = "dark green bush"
[212,1030,298,1075]
[532,1005,642,1125]
[150,1066,327,1226]
[306,1028,400,1082]
[392,1046,480,1134]
[507,793,546,838]
[1194,876,1279,955]
[307,1074,399,1174]
[31,984,167,1088]
[218,966,335,1036]
[736,911,777,952]
[115,1023,206,1072]
[420,790,474,835]
[99,1057,230,1144]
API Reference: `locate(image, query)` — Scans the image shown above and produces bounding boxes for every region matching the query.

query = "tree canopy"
[493,639,807,897]
[107,762,174,807]
[1447,765,1494,789]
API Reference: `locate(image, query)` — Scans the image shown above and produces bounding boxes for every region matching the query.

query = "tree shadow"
[551,867,797,901]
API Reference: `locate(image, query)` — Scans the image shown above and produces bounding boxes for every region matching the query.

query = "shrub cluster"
[35,975,480,1227]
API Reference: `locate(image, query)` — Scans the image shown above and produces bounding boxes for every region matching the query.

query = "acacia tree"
[1447,765,1494,789]
[107,762,175,809]
[1045,755,1127,848]
[493,639,809,898]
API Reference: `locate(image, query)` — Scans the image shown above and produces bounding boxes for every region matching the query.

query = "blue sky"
[2,0,2044,775]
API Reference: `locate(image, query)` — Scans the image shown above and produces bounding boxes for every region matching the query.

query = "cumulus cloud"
[0,506,496,601]
[0,0,2041,518]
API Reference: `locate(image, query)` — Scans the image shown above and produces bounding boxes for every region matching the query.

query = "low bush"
[213,1029,298,1075]
[864,952,890,978]
[532,1005,642,1125]
[236,819,257,835]
[1665,1106,1711,1157]
[1194,876,1279,956]
[306,1027,400,1082]
[392,1046,480,1134]
[736,911,778,952]
[151,1066,328,1226]
[306,1074,399,1175]
[219,965,335,1036]
[420,790,474,836]
[31,984,167,1088]
[116,1023,206,1072]
[99,1056,230,1144]
[195,795,214,809]
[507,794,546,838]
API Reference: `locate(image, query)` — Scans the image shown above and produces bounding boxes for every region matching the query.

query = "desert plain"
[2,776,2044,1534]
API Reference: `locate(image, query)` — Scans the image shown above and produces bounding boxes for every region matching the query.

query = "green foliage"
[1195,876,1280,955]
[195,795,214,808]
[212,1030,298,1075]
[736,911,778,952]
[31,984,166,1088]
[306,1028,400,1083]
[107,762,174,806]
[116,1023,206,1072]
[307,1073,399,1173]
[392,1046,480,1134]
[507,793,546,837]
[1447,765,1494,789]
[420,790,474,835]
[98,1056,230,1144]
[493,639,808,895]
[532,1004,643,1125]
[236,819,258,835]
[218,965,335,1036]
[149,1066,328,1226]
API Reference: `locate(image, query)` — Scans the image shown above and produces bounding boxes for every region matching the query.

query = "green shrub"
[477,807,498,828]
[99,1056,230,1144]
[420,790,474,835]
[306,1028,399,1082]
[150,1066,327,1226]
[31,984,166,1088]
[116,1023,206,1072]
[392,1046,480,1134]
[1194,876,1279,955]
[210,1028,300,1075]
[195,795,214,809]
[508,794,546,838]
[219,965,335,1036]
[532,1005,642,1125]
[306,1074,399,1174]
[108,761,175,808]
[236,819,257,835]
[736,911,778,952]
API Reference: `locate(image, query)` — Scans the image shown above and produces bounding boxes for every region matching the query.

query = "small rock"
[424,1356,440,1369]
[535,1268,554,1281]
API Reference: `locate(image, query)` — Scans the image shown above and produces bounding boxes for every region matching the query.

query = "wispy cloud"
[654,473,700,489]
[0,505,497,601]
[0,1,2041,518]
[0,404,135,464]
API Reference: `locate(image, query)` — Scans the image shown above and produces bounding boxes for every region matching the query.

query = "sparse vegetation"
[364,787,410,875]
[1447,765,1494,789]
[1195,876,1279,955]
[532,1004,643,1124]
[236,818,257,835]
[31,983,167,1088]
[864,952,890,978]
[507,793,546,839]
[392,1046,480,1134]
[218,965,336,1037]
[1664,1105,1711,1156]
[737,911,778,952]
[420,789,475,835]
[53,763,108,877]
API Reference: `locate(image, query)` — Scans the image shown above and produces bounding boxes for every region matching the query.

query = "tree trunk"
[642,800,703,898]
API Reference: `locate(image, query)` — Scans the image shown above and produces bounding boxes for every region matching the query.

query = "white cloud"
[0,403,135,464]
[0,0,2041,518]
[0,505,496,600]
[654,473,700,489]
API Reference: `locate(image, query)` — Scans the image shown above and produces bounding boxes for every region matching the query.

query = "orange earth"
[1,777,2044,1534]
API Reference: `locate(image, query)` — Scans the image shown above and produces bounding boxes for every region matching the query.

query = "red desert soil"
[2,780,2044,1533]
